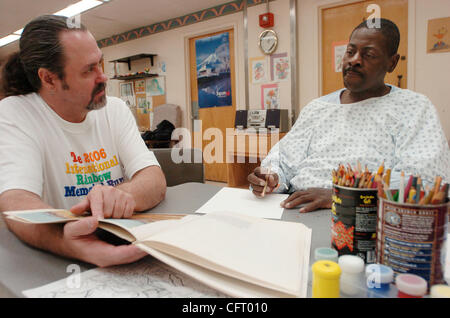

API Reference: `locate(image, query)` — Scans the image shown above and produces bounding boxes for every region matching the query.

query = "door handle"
[397,74,403,88]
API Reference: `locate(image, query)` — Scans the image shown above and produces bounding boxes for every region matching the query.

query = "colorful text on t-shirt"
[64,148,124,197]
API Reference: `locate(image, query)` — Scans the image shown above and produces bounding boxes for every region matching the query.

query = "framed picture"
[195,32,232,108]
[270,53,290,82]
[119,82,135,107]
[427,17,450,53]
[332,41,348,73]
[261,83,279,109]
[249,56,267,84]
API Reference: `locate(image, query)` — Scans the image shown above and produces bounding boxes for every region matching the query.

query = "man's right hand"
[63,216,147,267]
[247,167,279,197]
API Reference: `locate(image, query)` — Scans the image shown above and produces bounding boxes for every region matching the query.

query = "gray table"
[0,182,331,297]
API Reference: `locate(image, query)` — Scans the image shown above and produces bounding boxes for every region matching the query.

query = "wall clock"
[258,29,278,55]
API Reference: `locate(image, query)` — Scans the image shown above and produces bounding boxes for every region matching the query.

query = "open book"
[5,209,312,298]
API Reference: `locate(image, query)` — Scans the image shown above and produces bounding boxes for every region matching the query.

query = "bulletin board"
[120,77,166,131]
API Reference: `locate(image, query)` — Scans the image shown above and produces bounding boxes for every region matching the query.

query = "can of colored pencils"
[331,185,378,263]
[377,197,449,289]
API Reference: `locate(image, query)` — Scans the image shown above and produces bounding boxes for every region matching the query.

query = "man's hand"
[281,188,332,213]
[247,167,279,197]
[70,185,136,219]
[63,216,146,267]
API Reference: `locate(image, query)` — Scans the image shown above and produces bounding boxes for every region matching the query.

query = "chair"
[151,103,181,131]
[152,148,204,186]
[145,103,182,148]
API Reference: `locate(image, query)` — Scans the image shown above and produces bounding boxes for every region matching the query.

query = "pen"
[261,165,271,197]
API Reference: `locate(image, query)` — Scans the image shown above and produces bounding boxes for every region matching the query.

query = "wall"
[101,11,246,131]
[101,0,293,130]
[412,0,450,139]
[247,0,292,111]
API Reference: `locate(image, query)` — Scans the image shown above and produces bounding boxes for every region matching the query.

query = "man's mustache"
[92,82,106,96]
[344,67,363,76]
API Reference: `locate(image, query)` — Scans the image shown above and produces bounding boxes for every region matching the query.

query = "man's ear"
[387,53,400,73]
[37,68,57,91]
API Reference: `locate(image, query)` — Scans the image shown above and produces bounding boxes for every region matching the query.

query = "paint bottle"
[396,274,427,298]
[338,255,365,296]
[430,285,450,298]
[314,247,339,263]
[312,260,341,298]
[365,264,396,298]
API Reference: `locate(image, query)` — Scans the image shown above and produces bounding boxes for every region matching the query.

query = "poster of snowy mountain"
[195,32,232,108]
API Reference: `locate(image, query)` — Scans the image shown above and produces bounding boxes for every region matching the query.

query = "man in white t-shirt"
[248,18,450,212]
[0,15,166,267]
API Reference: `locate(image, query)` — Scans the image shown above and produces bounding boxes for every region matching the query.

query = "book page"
[4,209,185,243]
[22,257,226,298]
[136,244,297,297]
[195,187,288,220]
[4,209,80,223]
[136,211,311,296]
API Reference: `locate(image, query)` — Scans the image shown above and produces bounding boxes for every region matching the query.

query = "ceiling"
[0,0,233,59]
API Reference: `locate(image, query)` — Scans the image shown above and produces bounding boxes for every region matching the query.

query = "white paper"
[22,257,227,298]
[195,187,288,220]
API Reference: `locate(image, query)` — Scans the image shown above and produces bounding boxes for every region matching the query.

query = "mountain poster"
[195,32,232,108]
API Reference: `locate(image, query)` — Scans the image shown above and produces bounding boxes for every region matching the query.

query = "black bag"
[142,120,175,141]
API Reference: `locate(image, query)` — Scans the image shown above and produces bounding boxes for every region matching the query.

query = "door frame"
[183,23,240,133]
[317,0,416,95]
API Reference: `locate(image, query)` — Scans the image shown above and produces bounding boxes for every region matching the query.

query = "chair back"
[151,104,181,131]
[152,148,204,186]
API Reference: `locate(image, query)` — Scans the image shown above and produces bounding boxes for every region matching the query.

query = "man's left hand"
[280,188,332,213]
[70,185,136,219]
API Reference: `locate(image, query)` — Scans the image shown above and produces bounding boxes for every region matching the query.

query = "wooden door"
[189,29,236,182]
[321,0,408,95]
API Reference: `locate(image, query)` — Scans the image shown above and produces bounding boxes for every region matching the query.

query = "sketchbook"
[5,209,312,298]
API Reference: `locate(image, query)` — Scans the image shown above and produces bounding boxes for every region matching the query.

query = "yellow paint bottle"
[312,260,341,298]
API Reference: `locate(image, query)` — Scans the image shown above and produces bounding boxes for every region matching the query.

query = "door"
[321,0,408,95]
[189,29,236,182]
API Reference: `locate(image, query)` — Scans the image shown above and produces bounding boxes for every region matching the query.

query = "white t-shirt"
[262,88,450,192]
[0,93,160,210]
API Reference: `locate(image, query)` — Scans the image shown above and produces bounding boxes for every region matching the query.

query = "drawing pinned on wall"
[135,80,146,93]
[119,82,135,107]
[427,17,450,53]
[137,95,150,114]
[146,76,165,96]
[195,31,232,108]
[332,41,348,72]
[261,83,279,109]
[249,56,267,84]
[270,53,290,82]
[158,61,167,75]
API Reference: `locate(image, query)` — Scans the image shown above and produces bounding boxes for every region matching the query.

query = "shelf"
[110,73,158,81]
[109,53,157,70]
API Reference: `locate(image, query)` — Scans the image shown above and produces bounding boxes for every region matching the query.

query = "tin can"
[331,185,378,263]
[377,198,449,287]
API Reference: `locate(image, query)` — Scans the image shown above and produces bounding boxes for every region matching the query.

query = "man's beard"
[87,82,107,110]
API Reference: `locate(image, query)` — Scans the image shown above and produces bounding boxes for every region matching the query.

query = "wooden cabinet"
[226,131,286,188]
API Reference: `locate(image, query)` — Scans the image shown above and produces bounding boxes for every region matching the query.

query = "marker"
[415,177,422,203]
[403,175,413,203]
[399,171,405,203]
